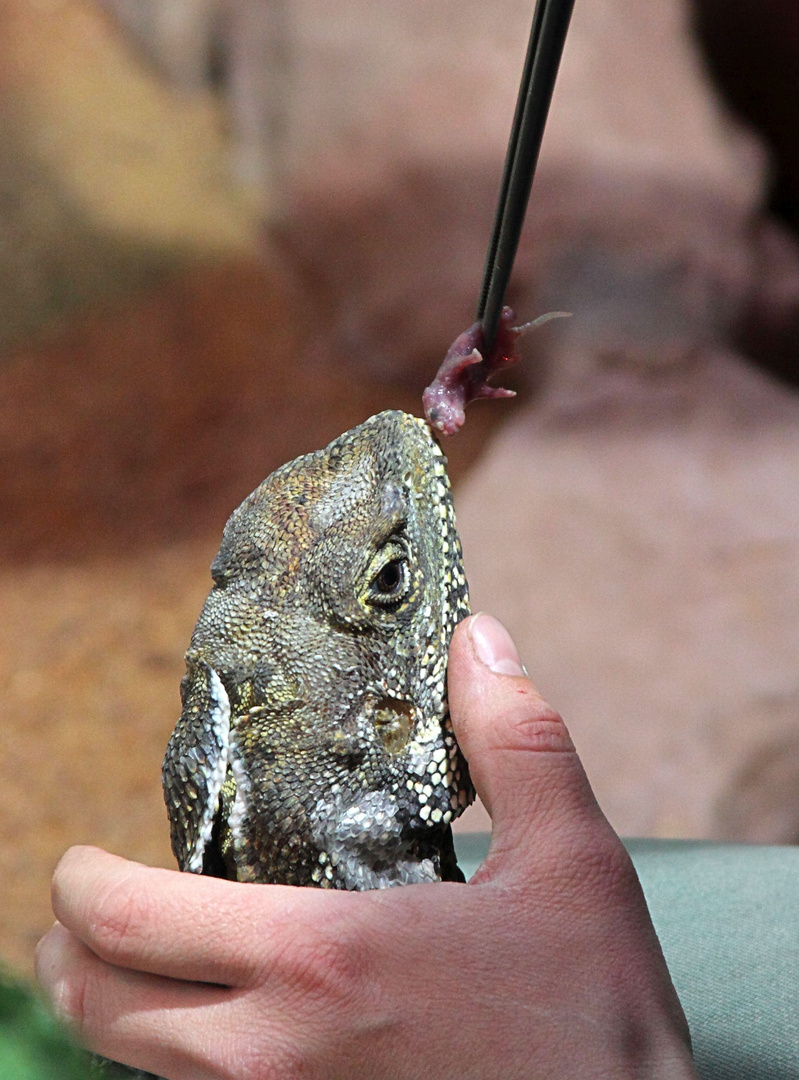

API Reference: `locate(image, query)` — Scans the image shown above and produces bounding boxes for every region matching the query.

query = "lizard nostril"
[372,697,415,754]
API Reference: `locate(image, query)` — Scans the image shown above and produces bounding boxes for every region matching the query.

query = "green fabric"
[454,834,799,1080]
[628,840,799,1080]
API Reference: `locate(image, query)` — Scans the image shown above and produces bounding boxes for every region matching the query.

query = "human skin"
[36,613,698,1080]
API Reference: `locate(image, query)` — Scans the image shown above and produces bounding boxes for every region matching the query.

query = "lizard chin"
[308,787,454,889]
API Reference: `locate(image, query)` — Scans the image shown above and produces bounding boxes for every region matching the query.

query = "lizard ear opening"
[371,697,415,754]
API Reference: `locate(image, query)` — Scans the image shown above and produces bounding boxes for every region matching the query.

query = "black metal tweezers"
[477,0,575,352]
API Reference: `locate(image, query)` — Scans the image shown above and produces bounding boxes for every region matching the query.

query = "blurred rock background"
[1,0,798,976]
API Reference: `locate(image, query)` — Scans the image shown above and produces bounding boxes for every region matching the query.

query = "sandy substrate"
[0,544,208,973]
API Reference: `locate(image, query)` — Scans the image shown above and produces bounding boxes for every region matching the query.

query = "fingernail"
[35,924,72,1019]
[470,613,526,676]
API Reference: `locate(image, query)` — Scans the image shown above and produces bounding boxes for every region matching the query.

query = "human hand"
[36,613,697,1079]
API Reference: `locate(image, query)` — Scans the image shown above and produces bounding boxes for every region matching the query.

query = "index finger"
[50,846,349,986]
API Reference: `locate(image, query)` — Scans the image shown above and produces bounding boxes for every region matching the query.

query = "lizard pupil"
[375,559,403,595]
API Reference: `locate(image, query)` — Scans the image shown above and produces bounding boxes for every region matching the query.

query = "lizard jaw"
[309,788,446,889]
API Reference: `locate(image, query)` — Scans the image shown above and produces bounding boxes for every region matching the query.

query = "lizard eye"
[368,556,409,607]
[375,558,403,593]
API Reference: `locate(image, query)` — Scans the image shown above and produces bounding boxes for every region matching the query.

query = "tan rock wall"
[455,355,799,841]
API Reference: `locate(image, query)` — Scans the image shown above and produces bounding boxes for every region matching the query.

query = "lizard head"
[166,411,474,889]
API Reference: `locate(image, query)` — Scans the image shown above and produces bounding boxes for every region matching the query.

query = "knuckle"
[231,1034,312,1080]
[218,1045,265,1080]
[505,696,573,754]
[256,1045,309,1080]
[555,821,638,902]
[582,830,638,893]
[88,877,150,963]
[58,963,99,1042]
[55,974,86,1033]
[269,920,369,1012]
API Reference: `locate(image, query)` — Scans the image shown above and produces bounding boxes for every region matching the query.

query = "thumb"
[448,613,611,877]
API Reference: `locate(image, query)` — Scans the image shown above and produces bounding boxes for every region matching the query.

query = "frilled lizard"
[163,410,474,888]
[105,398,493,1078]
[162,310,539,890]
[161,0,574,894]
[96,0,575,1066]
